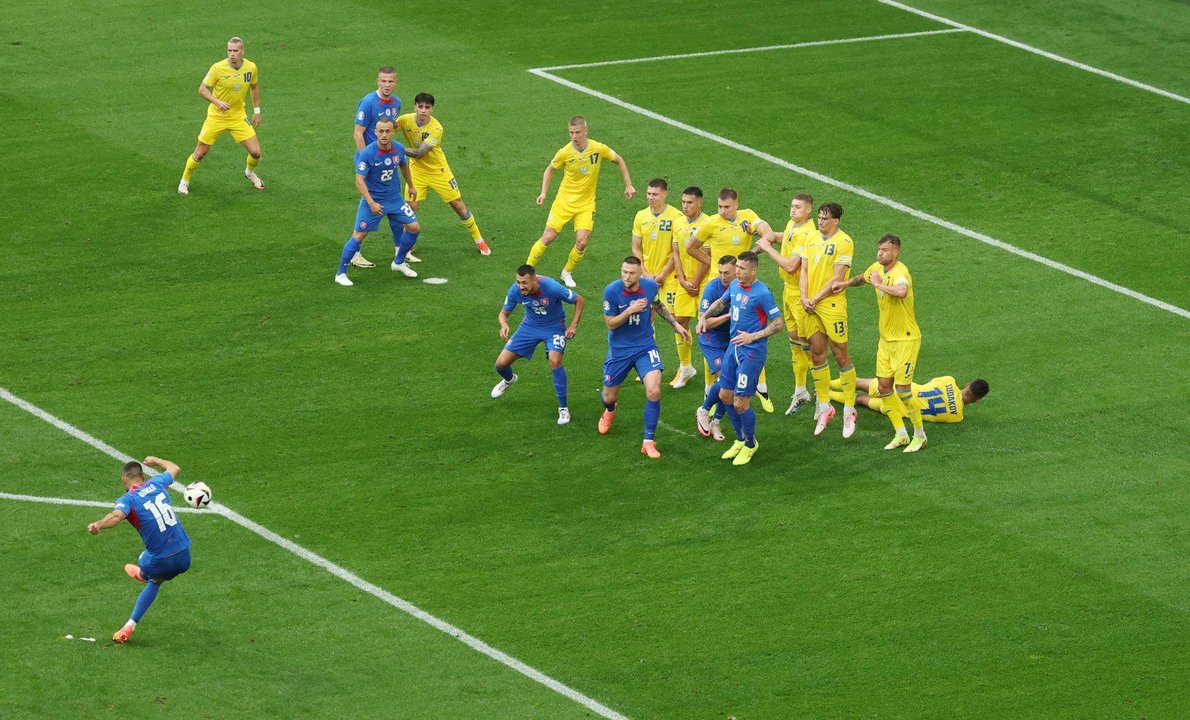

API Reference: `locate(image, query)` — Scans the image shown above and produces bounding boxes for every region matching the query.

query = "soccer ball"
[184,481,212,509]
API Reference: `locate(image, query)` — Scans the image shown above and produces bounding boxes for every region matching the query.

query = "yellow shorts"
[405,165,461,204]
[782,286,807,339]
[663,279,699,318]
[804,304,848,344]
[198,114,256,145]
[876,338,920,386]
[547,200,595,233]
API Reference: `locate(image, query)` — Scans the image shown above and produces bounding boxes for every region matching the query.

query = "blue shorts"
[720,346,767,398]
[505,324,567,360]
[603,345,664,387]
[699,342,728,375]
[353,197,417,233]
[138,547,191,583]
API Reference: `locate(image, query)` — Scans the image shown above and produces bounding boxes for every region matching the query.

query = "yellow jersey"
[915,376,964,423]
[633,204,684,277]
[550,139,617,208]
[780,219,820,292]
[800,228,854,313]
[862,260,920,342]
[395,113,449,174]
[675,211,710,282]
[691,209,762,266]
[202,59,258,120]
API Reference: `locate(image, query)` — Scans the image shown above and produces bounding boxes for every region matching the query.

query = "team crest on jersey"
[540,298,550,305]
[234,83,241,91]
[357,111,365,120]
[359,221,367,229]
[739,295,750,306]
[384,158,392,166]
[358,162,367,171]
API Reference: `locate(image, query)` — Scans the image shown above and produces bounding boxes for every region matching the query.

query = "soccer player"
[86,456,192,644]
[693,255,737,441]
[666,186,712,389]
[348,66,403,268]
[799,202,858,438]
[333,117,419,286]
[179,37,264,195]
[492,265,585,425]
[695,252,783,465]
[687,188,776,412]
[832,233,926,451]
[599,256,692,458]
[631,178,686,379]
[831,376,990,424]
[526,116,636,288]
[755,193,818,415]
[397,93,491,258]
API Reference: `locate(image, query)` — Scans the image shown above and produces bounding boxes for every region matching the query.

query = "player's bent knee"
[406,222,421,233]
[733,398,750,413]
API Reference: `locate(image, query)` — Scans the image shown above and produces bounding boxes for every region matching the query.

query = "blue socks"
[552,366,568,407]
[496,363,514,382]
[338,237,362,275]
[740,407,757,447]
[131,580,161,623]
[702,381,722,411]
[724,405,744,440]
[713,400,727,420]
[395,230,419,263]
[643,399,660,441]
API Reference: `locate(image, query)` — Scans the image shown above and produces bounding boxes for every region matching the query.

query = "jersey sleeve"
[424,121,443,148]
[502,284,519,313]
[356,98,371,128]
[761,286,782,318]
[602,285,618,316]
[860,262,879,284]
[597,141,618,163]
[550,146,568,169]
[114,492,133,514]
[835,236,854,267]
[152,471,175,490]
[201,62,219,88]
[889,265,911,287]
[247,61,259,86]
[395,144,408,166]
[355,149,369,176]
[692,221,713,244]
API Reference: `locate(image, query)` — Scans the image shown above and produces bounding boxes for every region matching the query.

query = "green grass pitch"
[1,0,1187,717]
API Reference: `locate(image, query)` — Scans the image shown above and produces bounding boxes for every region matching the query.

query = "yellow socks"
[246,154,259,171]
[675,333,692,367]
[900,388,924,435]
[839,366,857,407]
[526,239,549,267]
[811,363,831,404]
[790,340,811,390]
[460,212,482,241]
[880,390,907,432]
[182,154,201,181]
[563,246,585,273]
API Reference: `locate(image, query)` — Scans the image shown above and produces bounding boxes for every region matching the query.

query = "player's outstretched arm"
[537,166,556,205]
[143,456,182,479]
[732,316,784,346]
[653,300,690,341]
[756,236,800,275]
[405,140,433,159]
[566,295,586,338]
[615,156,635,200]
[87,509,128,535]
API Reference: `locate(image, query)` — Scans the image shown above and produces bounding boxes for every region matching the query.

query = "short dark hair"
[122,461,144,480]
[374,116,395,128]
[794,192,814,205]
[718,255,737,266]
[414,92,435,106]
[623,255,642,266]
[879,233,901,248]
[378,66,396,75]
[970,379,990,399]
[647,178,667,191]
[737,251,759,265]
[516,264,537,277]
[682,186,703,198]
[819,202,843,219]
[718,188,738,201]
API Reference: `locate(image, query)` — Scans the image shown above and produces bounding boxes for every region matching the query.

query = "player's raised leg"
[561,227,591,288]
[448,199,490,255]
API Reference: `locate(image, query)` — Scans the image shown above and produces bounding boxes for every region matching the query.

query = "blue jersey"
[355,142,407,203]
[355,91,402,146]
[716,279,782,354]
[603,277,660,357]
[114,472,191,557]
[503,277,576,328]
[699,278,733,348]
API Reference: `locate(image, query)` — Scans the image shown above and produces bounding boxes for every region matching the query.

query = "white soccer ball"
[184,481,212,509]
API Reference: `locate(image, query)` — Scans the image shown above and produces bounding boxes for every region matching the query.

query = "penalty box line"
[0,490,208,514]
[0,386,632,720]
[526,68,1190,321]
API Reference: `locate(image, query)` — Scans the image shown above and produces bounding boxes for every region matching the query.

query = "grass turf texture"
[1,0,1187,718]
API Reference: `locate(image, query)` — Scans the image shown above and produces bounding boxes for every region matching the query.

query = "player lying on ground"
[831,376,989,423]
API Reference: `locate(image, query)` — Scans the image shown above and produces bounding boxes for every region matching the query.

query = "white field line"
[0,386,631,720]
[880,0,1190,105]
[658,419,695,438]
[0,490,204,513]
[537,28,966,71]
[526,70,1190,321]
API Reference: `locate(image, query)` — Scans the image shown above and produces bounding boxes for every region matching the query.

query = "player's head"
[568,116,588,144]
[121,461,144,489]
[515,264,539,295]
[717,255,737,283]
[962,379,990,405]
[876,233,901,267]
[681,186,704,218]
[377,66,398,97]
[227,37,245,64]
[414,92,435,122]
[646,179,668,209]
[374,116,395,145]
[791,193,814,223]
[817,202,843,235]
[621,255,643,290]
[735,251,760,284]
[717,188,739,218]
